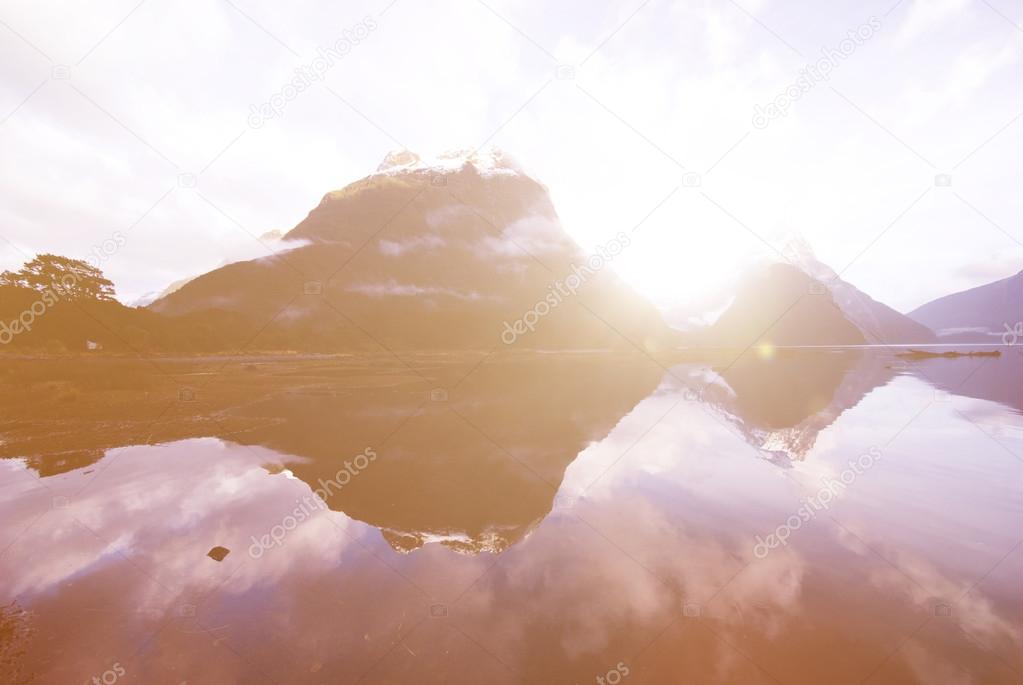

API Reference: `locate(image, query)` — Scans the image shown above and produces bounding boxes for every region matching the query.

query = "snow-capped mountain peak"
[374,147,527,179]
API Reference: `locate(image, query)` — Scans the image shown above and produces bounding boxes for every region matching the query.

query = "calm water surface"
[1,350,1021,684]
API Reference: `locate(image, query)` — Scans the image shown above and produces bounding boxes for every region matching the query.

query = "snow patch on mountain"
[375,148,529,180]
[779,234,935,344]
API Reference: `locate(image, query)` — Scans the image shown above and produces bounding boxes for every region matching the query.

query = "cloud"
[472,215,574,258]
[956,255,1023,282]
[895,0,973,46]
[378,234,446,256]
[347,279,495,301]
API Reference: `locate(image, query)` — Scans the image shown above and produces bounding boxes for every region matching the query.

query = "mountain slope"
[129,231,287,307]
[0,284,252,353]
[150,149,673,352]
[909,269,1023,340]
[784,240,936,344]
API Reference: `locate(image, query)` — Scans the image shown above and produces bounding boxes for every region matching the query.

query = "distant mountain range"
[909,268,1023,342]
[3,149,1020,353]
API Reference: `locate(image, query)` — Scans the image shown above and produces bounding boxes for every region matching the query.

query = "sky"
[0,0,1021,316]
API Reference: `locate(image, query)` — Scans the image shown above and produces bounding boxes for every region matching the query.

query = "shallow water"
[1,350,1021,684]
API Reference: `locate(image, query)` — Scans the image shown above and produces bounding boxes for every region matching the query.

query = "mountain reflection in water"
[0,350,1021,684]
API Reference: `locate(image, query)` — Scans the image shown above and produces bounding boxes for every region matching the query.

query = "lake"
[1,349,1021,684]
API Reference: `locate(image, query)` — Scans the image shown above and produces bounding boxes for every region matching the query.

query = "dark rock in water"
[897,349,1001,360]
[207,546,230,562]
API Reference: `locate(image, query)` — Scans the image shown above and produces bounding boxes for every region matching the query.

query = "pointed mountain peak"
[701,235,934,346]
[776,233,839,282]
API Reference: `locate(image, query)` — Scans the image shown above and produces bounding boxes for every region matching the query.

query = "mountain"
[697,243,936,347]
[701,262,867,347]
[150,149,673,352]
[908,269,1023,341]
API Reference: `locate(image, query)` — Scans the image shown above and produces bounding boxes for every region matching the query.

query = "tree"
[1,254,116,301]
[0,270,26,289]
